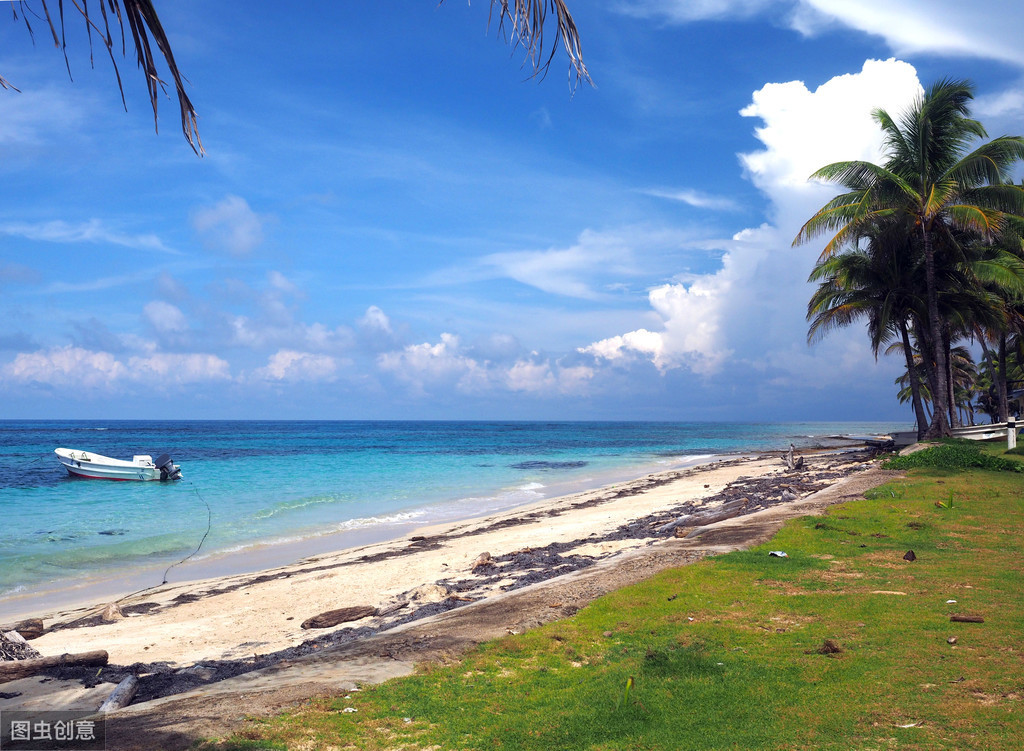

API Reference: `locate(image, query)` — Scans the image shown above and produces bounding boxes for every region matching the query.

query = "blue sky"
[2,0,1023,421]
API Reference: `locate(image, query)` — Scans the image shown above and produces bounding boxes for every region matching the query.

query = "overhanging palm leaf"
[482,0,591,86]
[5,0,590,155]
[7,0,201,154]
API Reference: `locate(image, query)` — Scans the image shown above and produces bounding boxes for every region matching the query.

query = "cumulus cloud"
[1,346,230,388]
[359,305,393,336]
[192,195,265,256]
[505,358,595,395]
[584,59,923,378]
[255,350,338,382]
[378,334,594,397]
[3,347,126,388]
[126,353,231,384]
[378,333,489,394]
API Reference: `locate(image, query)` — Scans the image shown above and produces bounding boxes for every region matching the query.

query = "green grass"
[202,446,1024,750]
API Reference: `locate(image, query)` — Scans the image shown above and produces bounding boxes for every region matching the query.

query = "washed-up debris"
[1,631,42,661]
[950,614,984,623]
[809,639,842,655]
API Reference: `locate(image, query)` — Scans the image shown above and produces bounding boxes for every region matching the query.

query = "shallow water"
[0,420,907,605]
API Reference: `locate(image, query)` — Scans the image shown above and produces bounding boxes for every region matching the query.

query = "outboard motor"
[155,453,182,481]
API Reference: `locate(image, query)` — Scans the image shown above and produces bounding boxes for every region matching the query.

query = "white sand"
[22,455,790,668]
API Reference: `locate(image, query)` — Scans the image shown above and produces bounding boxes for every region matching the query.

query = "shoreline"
[0,451,726,623]
[0,443,889,712]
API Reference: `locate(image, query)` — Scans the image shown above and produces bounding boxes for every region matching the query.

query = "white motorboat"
[55,448,182,481]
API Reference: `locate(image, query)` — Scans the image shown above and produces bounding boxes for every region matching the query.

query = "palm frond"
[482,0,591,87]
[9,0,202,154]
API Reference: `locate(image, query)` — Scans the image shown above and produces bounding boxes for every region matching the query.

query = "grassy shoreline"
[206,442,1024,750]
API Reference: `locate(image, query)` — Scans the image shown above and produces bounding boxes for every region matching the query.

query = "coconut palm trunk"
[899,320,930,439]
[998,333,1010,421]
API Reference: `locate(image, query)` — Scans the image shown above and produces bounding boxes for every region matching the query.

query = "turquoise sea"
[0,420,908,610]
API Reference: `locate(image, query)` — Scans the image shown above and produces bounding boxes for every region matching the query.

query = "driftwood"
[471,552,493,571]
[301,606,378,630]
[656,499,750,535]
[98,675,138,713]
[784,444,804,471]
[950,614,985,623]
[0,650,108,683]
[1,618,44,640]
[376,601,409,618]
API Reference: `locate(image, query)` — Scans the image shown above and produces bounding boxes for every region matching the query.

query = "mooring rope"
[49,480,214,631]
[158,482,212,585]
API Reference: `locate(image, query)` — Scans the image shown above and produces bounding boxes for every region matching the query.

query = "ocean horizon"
[0,419,908,614]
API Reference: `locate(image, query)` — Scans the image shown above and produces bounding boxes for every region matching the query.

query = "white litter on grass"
[342,707,357,713]
[768,551,788,558]
[946,599,957,604]
[896,722,922,728]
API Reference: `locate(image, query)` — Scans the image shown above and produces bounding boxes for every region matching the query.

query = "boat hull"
[55,448,181,481]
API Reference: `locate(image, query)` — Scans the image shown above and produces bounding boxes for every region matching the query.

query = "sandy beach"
[0,444,896,724]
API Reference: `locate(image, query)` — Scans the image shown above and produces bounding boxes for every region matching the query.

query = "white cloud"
[192,195,265,257]
[796,1,1024,66]
[256,350,338,382]
[1,346,230,388]
[0,219,172,253]
[378,333,595,397]
[506,360,557,392]
[2,347,126,388]
[505,359,595,394]
[267,270,302,297]
[642,188,739,211]
[144,301,188,334]
[0,87,87,146]
[126,353,231,384]
[622,1,1024,67]
[584,59,923,377]
[359,305,393,336]
[475,228,678,299]
[378,333,489,393]
[618,0,775,22]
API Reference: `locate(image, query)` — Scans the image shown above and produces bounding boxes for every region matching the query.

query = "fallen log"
[0,650,108,683]
[301,606,378,630]
[98,675,138,713]
[654,514,699,535]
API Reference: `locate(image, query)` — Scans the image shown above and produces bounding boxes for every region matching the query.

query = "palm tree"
[806,220,931,436]
[795,79,1024,439]
[3,0,589,155]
